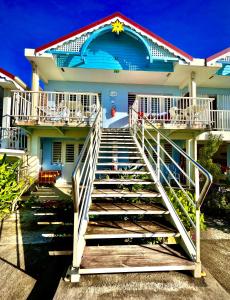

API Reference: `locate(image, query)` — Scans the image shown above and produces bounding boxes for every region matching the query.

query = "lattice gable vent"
[53,34,90,53]
[149,42,175,59]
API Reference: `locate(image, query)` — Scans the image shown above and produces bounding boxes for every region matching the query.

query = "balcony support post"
[2,89,11,129]
[189,71,197,105]
[31,62,40,120]
[186,138,197,186]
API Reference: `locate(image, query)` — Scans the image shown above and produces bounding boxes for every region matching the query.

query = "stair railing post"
[72,168,80,269]
[142,117,145,151]
[194,166,201,277]
[157,132,160,181]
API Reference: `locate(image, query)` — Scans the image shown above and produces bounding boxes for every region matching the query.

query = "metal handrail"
[130,107,212,208]
[130,105,212,266]
[71,108,102,269]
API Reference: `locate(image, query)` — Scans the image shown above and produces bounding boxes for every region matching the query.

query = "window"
[52,142,62,164]
[164,143,173,164]
[78,143,87,162]
[65,144,75,163]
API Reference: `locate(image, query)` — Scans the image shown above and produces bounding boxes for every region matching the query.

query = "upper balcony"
[12,91,100,127]
[131,95,216,130]
[0,127,27,152]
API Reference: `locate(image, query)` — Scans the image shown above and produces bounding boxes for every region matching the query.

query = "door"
[62,142,77,182]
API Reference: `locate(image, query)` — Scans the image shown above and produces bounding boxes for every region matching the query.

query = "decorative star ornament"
[111,19,124,35]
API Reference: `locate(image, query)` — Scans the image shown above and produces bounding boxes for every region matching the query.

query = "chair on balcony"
[169,107,180,124]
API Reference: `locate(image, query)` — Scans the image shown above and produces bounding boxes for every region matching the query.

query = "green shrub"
[167,189,206,231]
[198,134,222,182]
[0,155,25,219]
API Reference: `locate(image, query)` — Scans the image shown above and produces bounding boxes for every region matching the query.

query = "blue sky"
[0,0,229,86]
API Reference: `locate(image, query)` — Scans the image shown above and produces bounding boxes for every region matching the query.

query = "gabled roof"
[35,12,193,62]
[207,47,230,64]
[0,67,27,90]
[0,67,15,80]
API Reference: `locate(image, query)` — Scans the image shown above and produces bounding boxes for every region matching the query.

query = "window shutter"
[52,142,62,163]
[65,144,75,163]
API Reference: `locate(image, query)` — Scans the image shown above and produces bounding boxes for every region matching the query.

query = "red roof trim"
[35,12,193,61]
[0,67,15,80]
[207,47,230,62]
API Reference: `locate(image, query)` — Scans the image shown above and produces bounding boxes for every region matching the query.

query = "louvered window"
[52,142,62,163]
[164,143,173,164]
[65,144,75,163]
[128,93,136,108]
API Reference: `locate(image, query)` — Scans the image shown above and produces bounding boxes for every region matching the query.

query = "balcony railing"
[12,91,101,126]
[0,127,27,150]
[132,95,214,129]
[211,110,230,130]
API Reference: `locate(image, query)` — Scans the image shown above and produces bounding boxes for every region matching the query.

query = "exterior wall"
[41,137,85,170]
[45,81,180,128]
[197,87,230,110]
[27,127,89,182]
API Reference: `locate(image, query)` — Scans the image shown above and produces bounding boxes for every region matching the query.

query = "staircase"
[66,108,212,282]
[80,128,195,274]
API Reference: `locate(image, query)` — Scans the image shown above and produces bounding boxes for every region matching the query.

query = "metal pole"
[142,117,144,151]
[157,132,160,181]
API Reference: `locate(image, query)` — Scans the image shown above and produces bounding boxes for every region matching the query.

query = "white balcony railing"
[211,110,230,130]
[12,91,101,126]
[132,95,214,129]
[0,127,27,150]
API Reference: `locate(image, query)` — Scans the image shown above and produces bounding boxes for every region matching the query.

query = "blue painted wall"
[41,137,83,170]
[45,81,180,128]
[198,87,230,109]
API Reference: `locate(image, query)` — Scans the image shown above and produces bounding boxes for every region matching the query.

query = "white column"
[1,89,12,148]
[189,72,197,105]
[2,89,11,128]
[31,62,40,118]
[186,138,197,184]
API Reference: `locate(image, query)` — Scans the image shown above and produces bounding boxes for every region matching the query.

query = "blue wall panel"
[55,31,173,72]
[45,81,180,128]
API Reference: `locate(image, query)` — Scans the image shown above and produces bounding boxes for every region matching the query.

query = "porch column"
[31,62,40,118]
[1,89,12,148]
[29,135,41,178]
[189,71,197,105]
[2,89,11,128]
[186,138,197,184]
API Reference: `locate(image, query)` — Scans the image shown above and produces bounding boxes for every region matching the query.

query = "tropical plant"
[167,189,206,231]
[0,155,26,219]
[198,133,223,182]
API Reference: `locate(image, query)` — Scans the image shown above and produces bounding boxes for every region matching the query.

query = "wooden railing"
[0,127,27,150]
[12,91,101,126]
[133,95,214,128]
